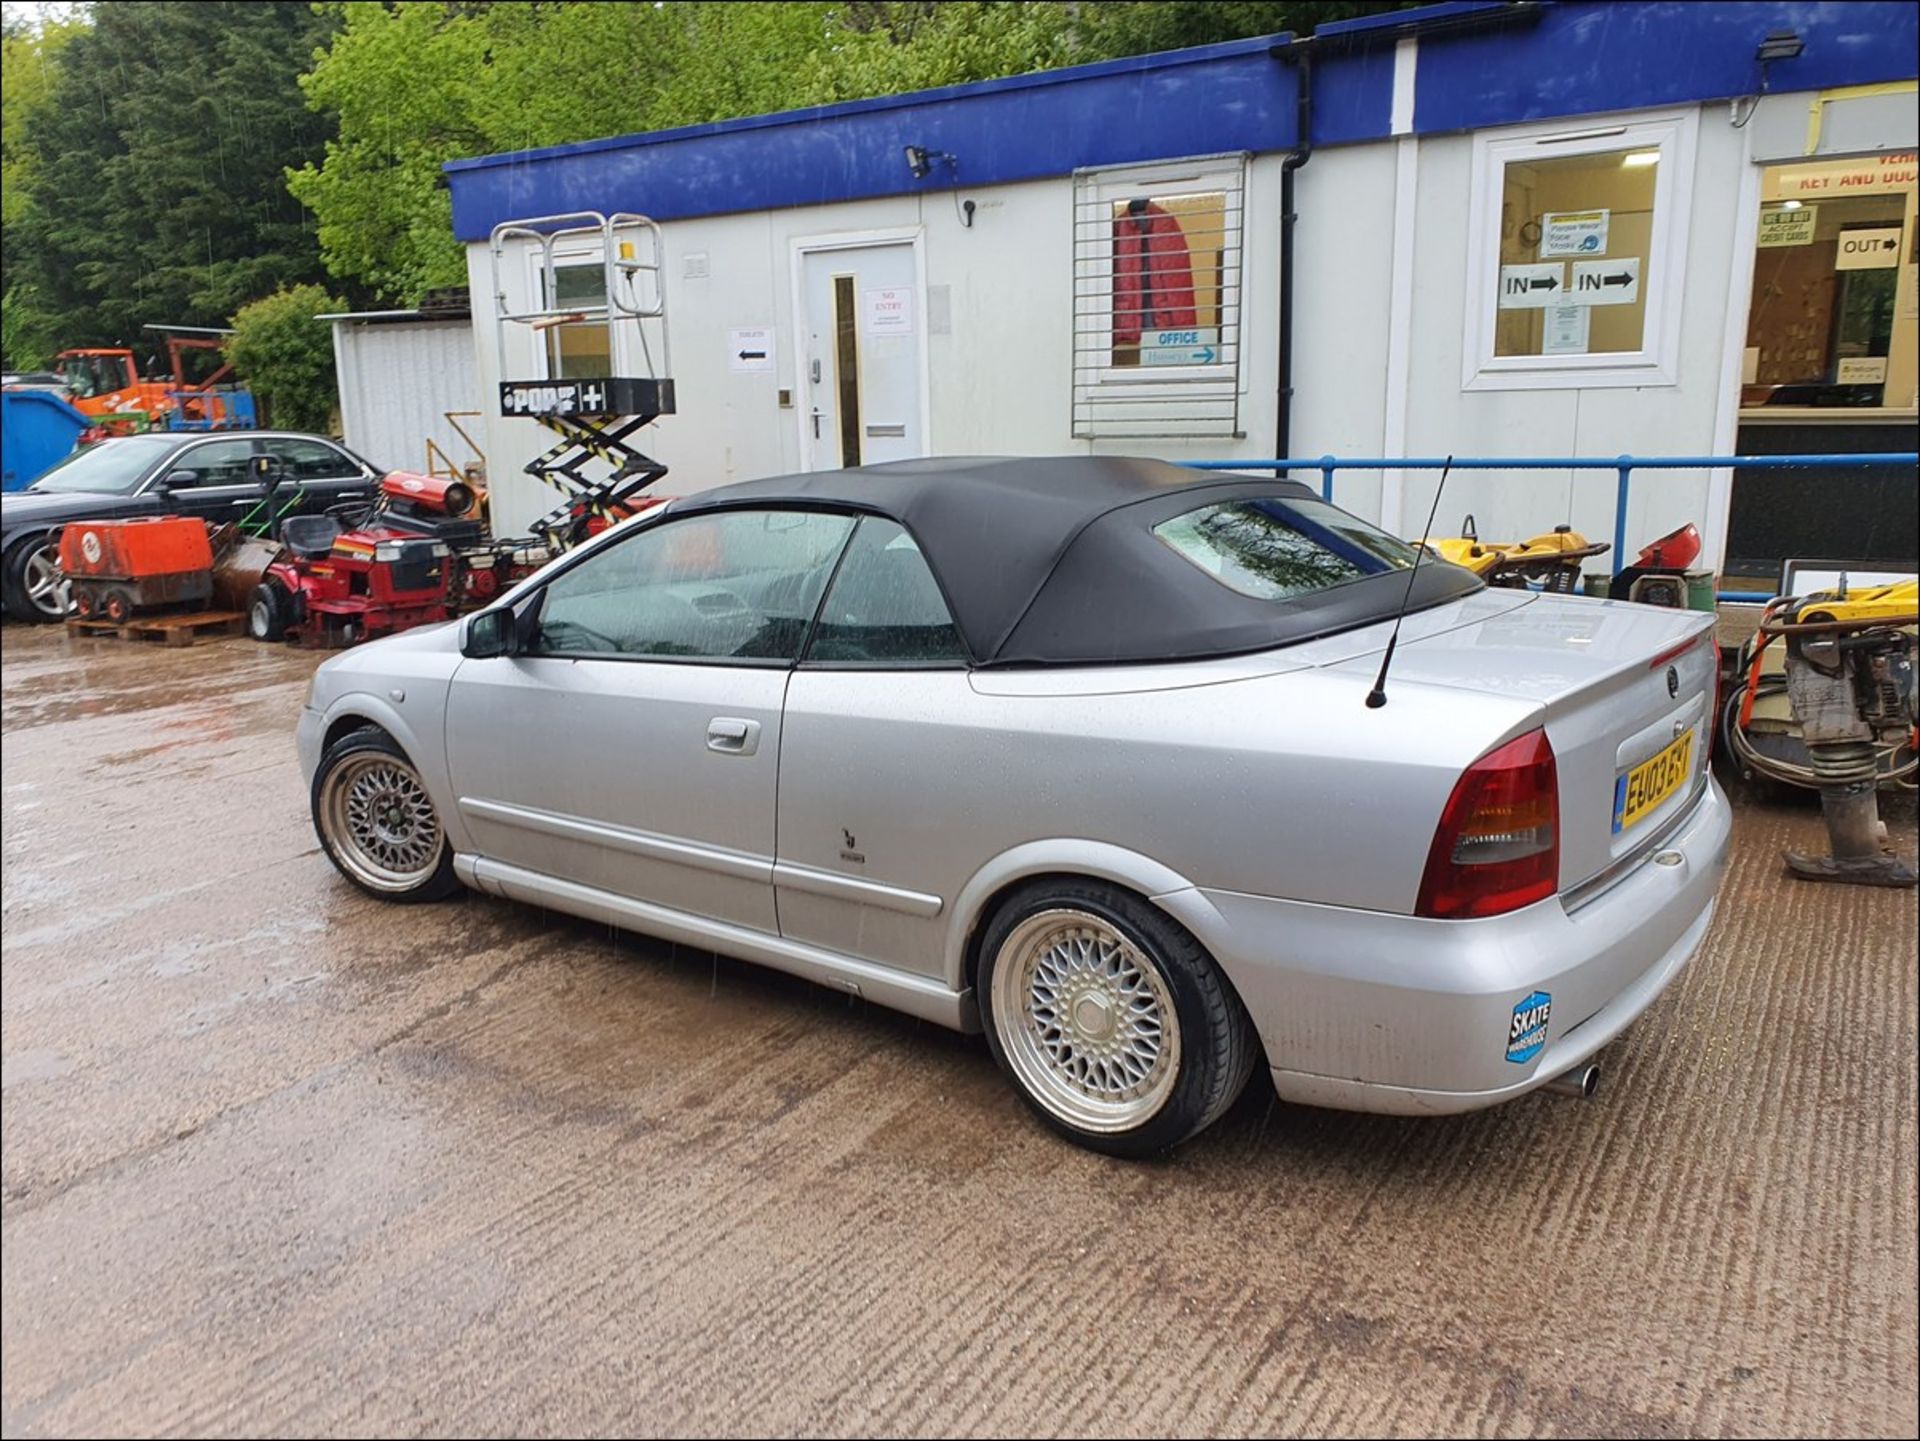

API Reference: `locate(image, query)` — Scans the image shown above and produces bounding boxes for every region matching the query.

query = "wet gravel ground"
[2,622,1915,1438]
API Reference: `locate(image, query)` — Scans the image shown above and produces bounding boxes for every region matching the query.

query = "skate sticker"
[1506,990,1552,1065]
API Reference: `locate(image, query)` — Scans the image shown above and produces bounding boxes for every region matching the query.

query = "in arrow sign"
[1529,277,1558,290]
[1602,271,1634,287]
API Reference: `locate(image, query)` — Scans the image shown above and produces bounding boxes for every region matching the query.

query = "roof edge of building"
[442,29,1296,176]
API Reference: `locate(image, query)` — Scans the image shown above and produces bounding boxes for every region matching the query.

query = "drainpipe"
[1275,43,1313,461]
[1268,3,1545,464]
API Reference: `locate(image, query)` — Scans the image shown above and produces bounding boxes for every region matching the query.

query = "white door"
[799,242,925,470]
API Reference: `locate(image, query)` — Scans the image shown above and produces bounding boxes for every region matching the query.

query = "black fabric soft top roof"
[668,456,1481,666]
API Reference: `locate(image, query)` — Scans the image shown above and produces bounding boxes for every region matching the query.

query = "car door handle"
[706,717,760,755]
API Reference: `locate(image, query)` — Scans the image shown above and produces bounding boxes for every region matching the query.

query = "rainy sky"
[2,1,83,30]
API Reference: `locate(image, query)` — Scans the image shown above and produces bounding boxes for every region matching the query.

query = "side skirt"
[454,853,980,1032]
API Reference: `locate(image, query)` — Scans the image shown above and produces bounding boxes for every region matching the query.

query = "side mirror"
[463,589,544,658]
[462,608,515,659]
[154,468,196,498]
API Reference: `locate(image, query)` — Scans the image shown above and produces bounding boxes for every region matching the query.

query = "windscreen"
[1152,495,1419,601]
[29,435,176,494]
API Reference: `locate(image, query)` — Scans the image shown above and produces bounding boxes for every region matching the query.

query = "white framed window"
[527,249,621,381]
[1463,109,1698,391]
[1073,152,1247,438]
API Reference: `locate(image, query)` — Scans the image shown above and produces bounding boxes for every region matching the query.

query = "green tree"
[12,2,340,352]
[2,13,86,234]
[224,282,345,433]
[2,9,87,367]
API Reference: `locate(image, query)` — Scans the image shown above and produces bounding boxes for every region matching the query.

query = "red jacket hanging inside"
[1112,200,1199,348]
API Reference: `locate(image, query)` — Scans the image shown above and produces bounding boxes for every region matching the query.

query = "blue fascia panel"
[445,32,1295,176]
[447,0,1918,242]
[1316,44,1397,146]
[1415,1,1920,134]
[447,35,1401,240]
[441,30,1413,242]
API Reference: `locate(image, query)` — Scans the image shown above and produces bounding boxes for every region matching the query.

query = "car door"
[258,435,377,518]
[774,516,977,980]
[150,437,264,527]
[444,506,857,934]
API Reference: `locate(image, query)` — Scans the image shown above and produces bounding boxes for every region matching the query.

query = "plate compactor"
[1744,579,1919,888]
[1607,523,1707,610]
[1427,516,1610,591]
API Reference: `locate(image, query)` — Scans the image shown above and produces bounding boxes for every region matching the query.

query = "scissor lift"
[489,212,675,550]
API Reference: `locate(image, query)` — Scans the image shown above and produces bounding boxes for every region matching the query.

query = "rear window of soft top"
[1152,495,1419,601]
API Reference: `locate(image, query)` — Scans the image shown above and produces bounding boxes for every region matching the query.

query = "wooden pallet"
[66,610,247,647]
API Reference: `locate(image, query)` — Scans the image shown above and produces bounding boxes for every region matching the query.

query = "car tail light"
[1416,729,1559,919]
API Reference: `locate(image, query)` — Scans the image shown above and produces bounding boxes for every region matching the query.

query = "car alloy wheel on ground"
[4,536,70,623]
[311,728,461,903]
[978,879,1259,1157]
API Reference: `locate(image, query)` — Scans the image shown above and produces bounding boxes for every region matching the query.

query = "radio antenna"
[1365,454,1454,710]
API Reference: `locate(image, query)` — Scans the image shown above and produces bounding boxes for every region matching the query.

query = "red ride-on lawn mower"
[247,470,539,647]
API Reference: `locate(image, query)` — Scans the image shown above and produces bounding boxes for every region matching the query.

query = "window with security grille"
[1072,153,1247,439]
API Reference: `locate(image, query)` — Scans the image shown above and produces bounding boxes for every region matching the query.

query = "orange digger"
[54,325,256,441]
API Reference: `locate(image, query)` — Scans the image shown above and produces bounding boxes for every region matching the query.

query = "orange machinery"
[58,517,215,623]
[54,327,249,438]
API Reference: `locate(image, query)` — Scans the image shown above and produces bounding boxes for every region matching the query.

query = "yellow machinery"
[1726,578,1918,886]
[1426,516,1609,592]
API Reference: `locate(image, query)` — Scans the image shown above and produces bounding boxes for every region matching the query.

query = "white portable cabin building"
[444,0,1919,586]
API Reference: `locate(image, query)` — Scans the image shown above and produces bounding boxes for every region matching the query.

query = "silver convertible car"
[298,456,1730,1155]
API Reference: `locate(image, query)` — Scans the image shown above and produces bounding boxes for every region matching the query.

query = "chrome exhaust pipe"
[1541,1063,1600,1099]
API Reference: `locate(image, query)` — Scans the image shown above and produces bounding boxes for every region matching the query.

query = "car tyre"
[977,878,1258,1157]
[311,727,461,903]
[3,533,68,623]
[249,581,293,641]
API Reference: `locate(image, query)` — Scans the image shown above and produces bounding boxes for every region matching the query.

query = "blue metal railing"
[1183,453,1918,599]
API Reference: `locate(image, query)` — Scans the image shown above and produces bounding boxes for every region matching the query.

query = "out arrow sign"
[1835,226,1902,271]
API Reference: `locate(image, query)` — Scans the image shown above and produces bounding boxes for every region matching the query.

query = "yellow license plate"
[1613,730,1694,834]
